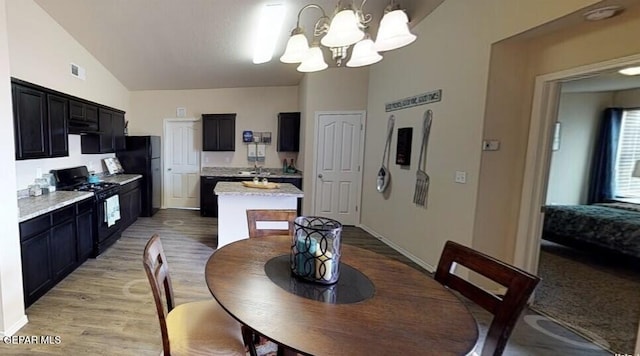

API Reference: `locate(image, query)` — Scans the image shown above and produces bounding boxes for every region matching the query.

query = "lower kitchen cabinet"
[268,177,302,216]
[21,230,52,307]
[76,199,94,262]
[50,215,77,281]
[20,198,94,307]
[119,179,142,230]
[200,176,302,217]
[200,176,217,217]
[200,176,236,217]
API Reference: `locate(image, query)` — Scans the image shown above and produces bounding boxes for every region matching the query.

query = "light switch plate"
[455,171,467,184]
[482,140,500,151]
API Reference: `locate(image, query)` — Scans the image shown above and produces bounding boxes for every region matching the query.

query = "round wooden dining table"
[205,236,478,356]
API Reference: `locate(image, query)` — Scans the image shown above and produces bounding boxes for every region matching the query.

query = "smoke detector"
[583,6,623,21]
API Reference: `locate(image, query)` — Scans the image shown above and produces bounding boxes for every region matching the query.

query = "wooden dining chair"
[246,209,297,238]
[245,209,299,355]
[434,240,540,356]
[143,234,255,356]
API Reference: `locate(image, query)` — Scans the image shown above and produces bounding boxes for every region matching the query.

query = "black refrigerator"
[116,136,161,217]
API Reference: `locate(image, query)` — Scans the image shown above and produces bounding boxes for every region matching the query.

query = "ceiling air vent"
[70,63,86,80]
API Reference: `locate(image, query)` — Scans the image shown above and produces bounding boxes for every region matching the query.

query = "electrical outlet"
[455,171,467,184]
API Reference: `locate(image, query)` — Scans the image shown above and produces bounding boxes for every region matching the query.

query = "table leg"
[277,344,299,356]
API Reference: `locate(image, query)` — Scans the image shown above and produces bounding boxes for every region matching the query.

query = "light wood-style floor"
[0,209,612,355]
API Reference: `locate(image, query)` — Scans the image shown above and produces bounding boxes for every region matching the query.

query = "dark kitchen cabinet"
[200,175,302,217]
[20,198,94,307]
[269,177,303,215]
[69,100,99,134]
[81,108,126,154]
[113,111,126,151]
[97,108,114,152]
[203,114,236,151]
[119,179,142,230]
[277,112,300,152]
[12,84,49,160]
[20,230,51,307]
[200,176,238,217]
[50,207,77,281]
[12,83,70,160]
[47,94,69,157]
[76,199,94,262]
[11,78,125,158]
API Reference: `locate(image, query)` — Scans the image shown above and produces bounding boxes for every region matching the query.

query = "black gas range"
[51,166,122,257]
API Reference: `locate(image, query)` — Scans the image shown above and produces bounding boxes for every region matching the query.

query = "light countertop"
[101,174,143,185]
[214,182,303,197]
[18,174,142,222]
[18,191,94,222]
[202,166,302,178]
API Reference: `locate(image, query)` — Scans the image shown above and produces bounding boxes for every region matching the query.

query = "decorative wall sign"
[385,89,442,112]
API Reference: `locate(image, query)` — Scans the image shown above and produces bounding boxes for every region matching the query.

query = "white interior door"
[164,119,201,209]
[314,112,364,225]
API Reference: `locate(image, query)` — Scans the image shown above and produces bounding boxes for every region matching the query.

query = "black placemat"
[264,255,375,304]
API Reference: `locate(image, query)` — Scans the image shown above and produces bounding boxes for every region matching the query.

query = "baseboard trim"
[0,315,28,337]
[357,223,436,273]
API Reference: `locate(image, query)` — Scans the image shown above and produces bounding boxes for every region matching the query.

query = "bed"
[542,202,640,258]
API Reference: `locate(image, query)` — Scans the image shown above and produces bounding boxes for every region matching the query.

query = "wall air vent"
[70,63,86,80]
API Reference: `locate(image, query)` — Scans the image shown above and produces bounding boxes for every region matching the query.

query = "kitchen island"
[214,181,303,248]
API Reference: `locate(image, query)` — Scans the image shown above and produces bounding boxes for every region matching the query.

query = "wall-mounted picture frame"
[396,127,413,166]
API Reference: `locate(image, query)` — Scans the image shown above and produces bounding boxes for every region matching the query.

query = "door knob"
[167,168,172,171]
[318,174,323,179]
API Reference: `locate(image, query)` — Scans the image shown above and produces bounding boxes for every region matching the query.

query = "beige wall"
[128,86,299,169]
[0,0,26,335]
[7,0,131,189]
[477,3,640,264]
[546,92,613,205]
[6,0,129,111]
[614,88,640,106]
[15,137,115,190]
[298,67,369,215]
[360,0,606,269]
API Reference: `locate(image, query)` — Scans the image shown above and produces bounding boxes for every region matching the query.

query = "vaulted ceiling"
[34,0,443,90]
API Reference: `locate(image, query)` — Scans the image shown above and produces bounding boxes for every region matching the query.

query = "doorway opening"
[516,53,640,354]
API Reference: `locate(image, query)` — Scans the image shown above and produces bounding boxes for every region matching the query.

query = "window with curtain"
[615,108,640,197]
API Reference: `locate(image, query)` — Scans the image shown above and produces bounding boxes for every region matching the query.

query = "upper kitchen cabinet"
[68,100,98,134]
[81,108,126,154]
[277,112,300,152]
[47,94,69,157]
[203,113,235,151]
[112,111,126,151]
[12,80,69,160]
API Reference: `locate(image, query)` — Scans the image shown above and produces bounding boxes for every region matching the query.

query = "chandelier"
[280,0,416,72]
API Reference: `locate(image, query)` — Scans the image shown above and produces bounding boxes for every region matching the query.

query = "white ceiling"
[34,0,443,91]
[561,69,640,93]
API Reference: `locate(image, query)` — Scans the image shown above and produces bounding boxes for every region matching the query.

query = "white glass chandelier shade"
[374,9,416,52]
[320,9,365,48]
[280,32,310,63]
[347,38,382,67]
[297,46,328,72]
